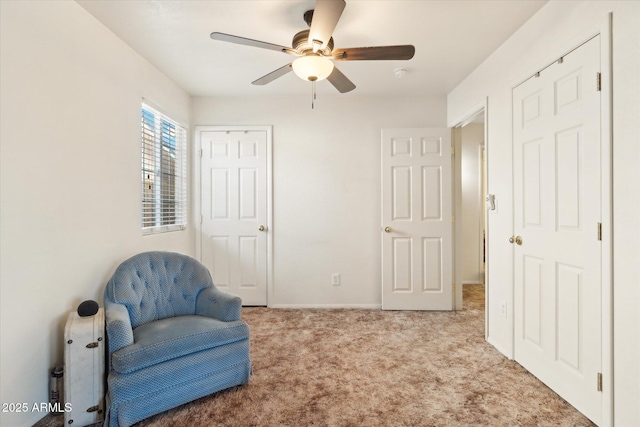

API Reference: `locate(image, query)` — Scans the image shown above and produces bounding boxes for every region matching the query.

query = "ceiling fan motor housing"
[293,30,334,56]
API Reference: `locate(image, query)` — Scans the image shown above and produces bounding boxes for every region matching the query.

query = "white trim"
[477,143,486,285]
[449,97,489,340]
[453,128,462,310]
[483,102,491,343]
[598,14,613,427]
[142,97,189,129]
[142,224,186,235]
[270,304,382,310]
[447,97,487,129]
[193,125,274,307]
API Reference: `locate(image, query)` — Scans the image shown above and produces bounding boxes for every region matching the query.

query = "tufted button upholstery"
[105,252,212,329]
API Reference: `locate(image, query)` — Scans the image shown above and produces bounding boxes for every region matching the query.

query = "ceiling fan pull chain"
[311,80,316,109]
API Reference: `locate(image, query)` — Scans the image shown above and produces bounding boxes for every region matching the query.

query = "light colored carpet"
[35,285,595,426]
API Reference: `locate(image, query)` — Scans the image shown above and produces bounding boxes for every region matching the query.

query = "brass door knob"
[258,225,266,232]
[384,226,392,233]
[509,236,515,244]
[515,236,523,245]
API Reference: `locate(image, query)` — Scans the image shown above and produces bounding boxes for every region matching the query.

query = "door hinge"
[597,222,602,241]
[597,373,603,392]
[452,283,456,293]
[452,215,455,223]
[451,145,455,155]
[596,72,601,91]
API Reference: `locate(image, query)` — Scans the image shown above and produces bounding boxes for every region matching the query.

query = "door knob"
[384,226,392,233]
[258,225,266,232]
[509,236,515,244]
[515,236,523,245]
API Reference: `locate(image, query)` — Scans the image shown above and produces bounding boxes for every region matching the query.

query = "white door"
[198,128,270,306]
[381,128,453,310]
[513,36,602,424]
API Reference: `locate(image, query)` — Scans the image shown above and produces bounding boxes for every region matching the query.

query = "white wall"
[0,2,193,426]
[192,95,447,307]
[447,1,640,425]
[460,123,484,284]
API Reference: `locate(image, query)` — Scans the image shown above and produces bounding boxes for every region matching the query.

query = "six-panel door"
[513,36,602,424]
[200,130,268,306]
[381,128,453,310]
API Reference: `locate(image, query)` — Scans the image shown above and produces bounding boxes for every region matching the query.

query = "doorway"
[453,105,488,334]
[458,118,486,283]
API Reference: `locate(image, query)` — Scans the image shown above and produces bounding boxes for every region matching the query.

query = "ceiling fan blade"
[327,66,356,93]
[252,64,293,85]
[308,0,346,50]
[332,45,415,61]
[210,32,295,55]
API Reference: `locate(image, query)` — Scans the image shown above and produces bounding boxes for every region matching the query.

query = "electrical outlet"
[331,273,340,286]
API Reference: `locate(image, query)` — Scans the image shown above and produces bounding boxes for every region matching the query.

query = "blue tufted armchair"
[103,251,251,427]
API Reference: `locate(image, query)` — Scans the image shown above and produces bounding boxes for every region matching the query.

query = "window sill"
[142,225,187,236]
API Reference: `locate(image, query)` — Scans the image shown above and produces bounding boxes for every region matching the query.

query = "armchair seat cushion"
[112,315,250,374]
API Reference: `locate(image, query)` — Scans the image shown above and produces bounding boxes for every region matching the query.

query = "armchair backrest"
[104,251,213,328]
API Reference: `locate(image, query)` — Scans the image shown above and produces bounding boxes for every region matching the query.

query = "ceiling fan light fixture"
[292,55,334,82]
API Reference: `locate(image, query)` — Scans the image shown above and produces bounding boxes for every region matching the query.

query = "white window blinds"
[141,102,187,234]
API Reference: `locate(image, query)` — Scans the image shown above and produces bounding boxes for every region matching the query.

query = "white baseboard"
[269,304,382,309]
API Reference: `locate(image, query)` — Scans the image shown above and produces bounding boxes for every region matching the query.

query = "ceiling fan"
[210,0,415,94]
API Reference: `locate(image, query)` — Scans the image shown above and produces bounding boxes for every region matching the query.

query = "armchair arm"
[104,301,134,354]
[196,287,242,321]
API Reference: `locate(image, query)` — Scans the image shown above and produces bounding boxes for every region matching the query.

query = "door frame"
[450,98,489,335]
[193,125,274,307]
[508,15,613,426]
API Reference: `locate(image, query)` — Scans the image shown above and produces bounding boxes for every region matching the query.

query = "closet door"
[513,36,602,424]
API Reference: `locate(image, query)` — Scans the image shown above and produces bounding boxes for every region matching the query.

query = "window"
[141,102,187,234]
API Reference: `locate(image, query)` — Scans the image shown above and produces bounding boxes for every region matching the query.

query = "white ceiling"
[76,0,547,98]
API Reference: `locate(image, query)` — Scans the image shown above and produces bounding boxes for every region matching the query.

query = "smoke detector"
[394,68,408,79]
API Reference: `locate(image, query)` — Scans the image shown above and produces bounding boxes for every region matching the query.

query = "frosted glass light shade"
[292,55,334,82]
